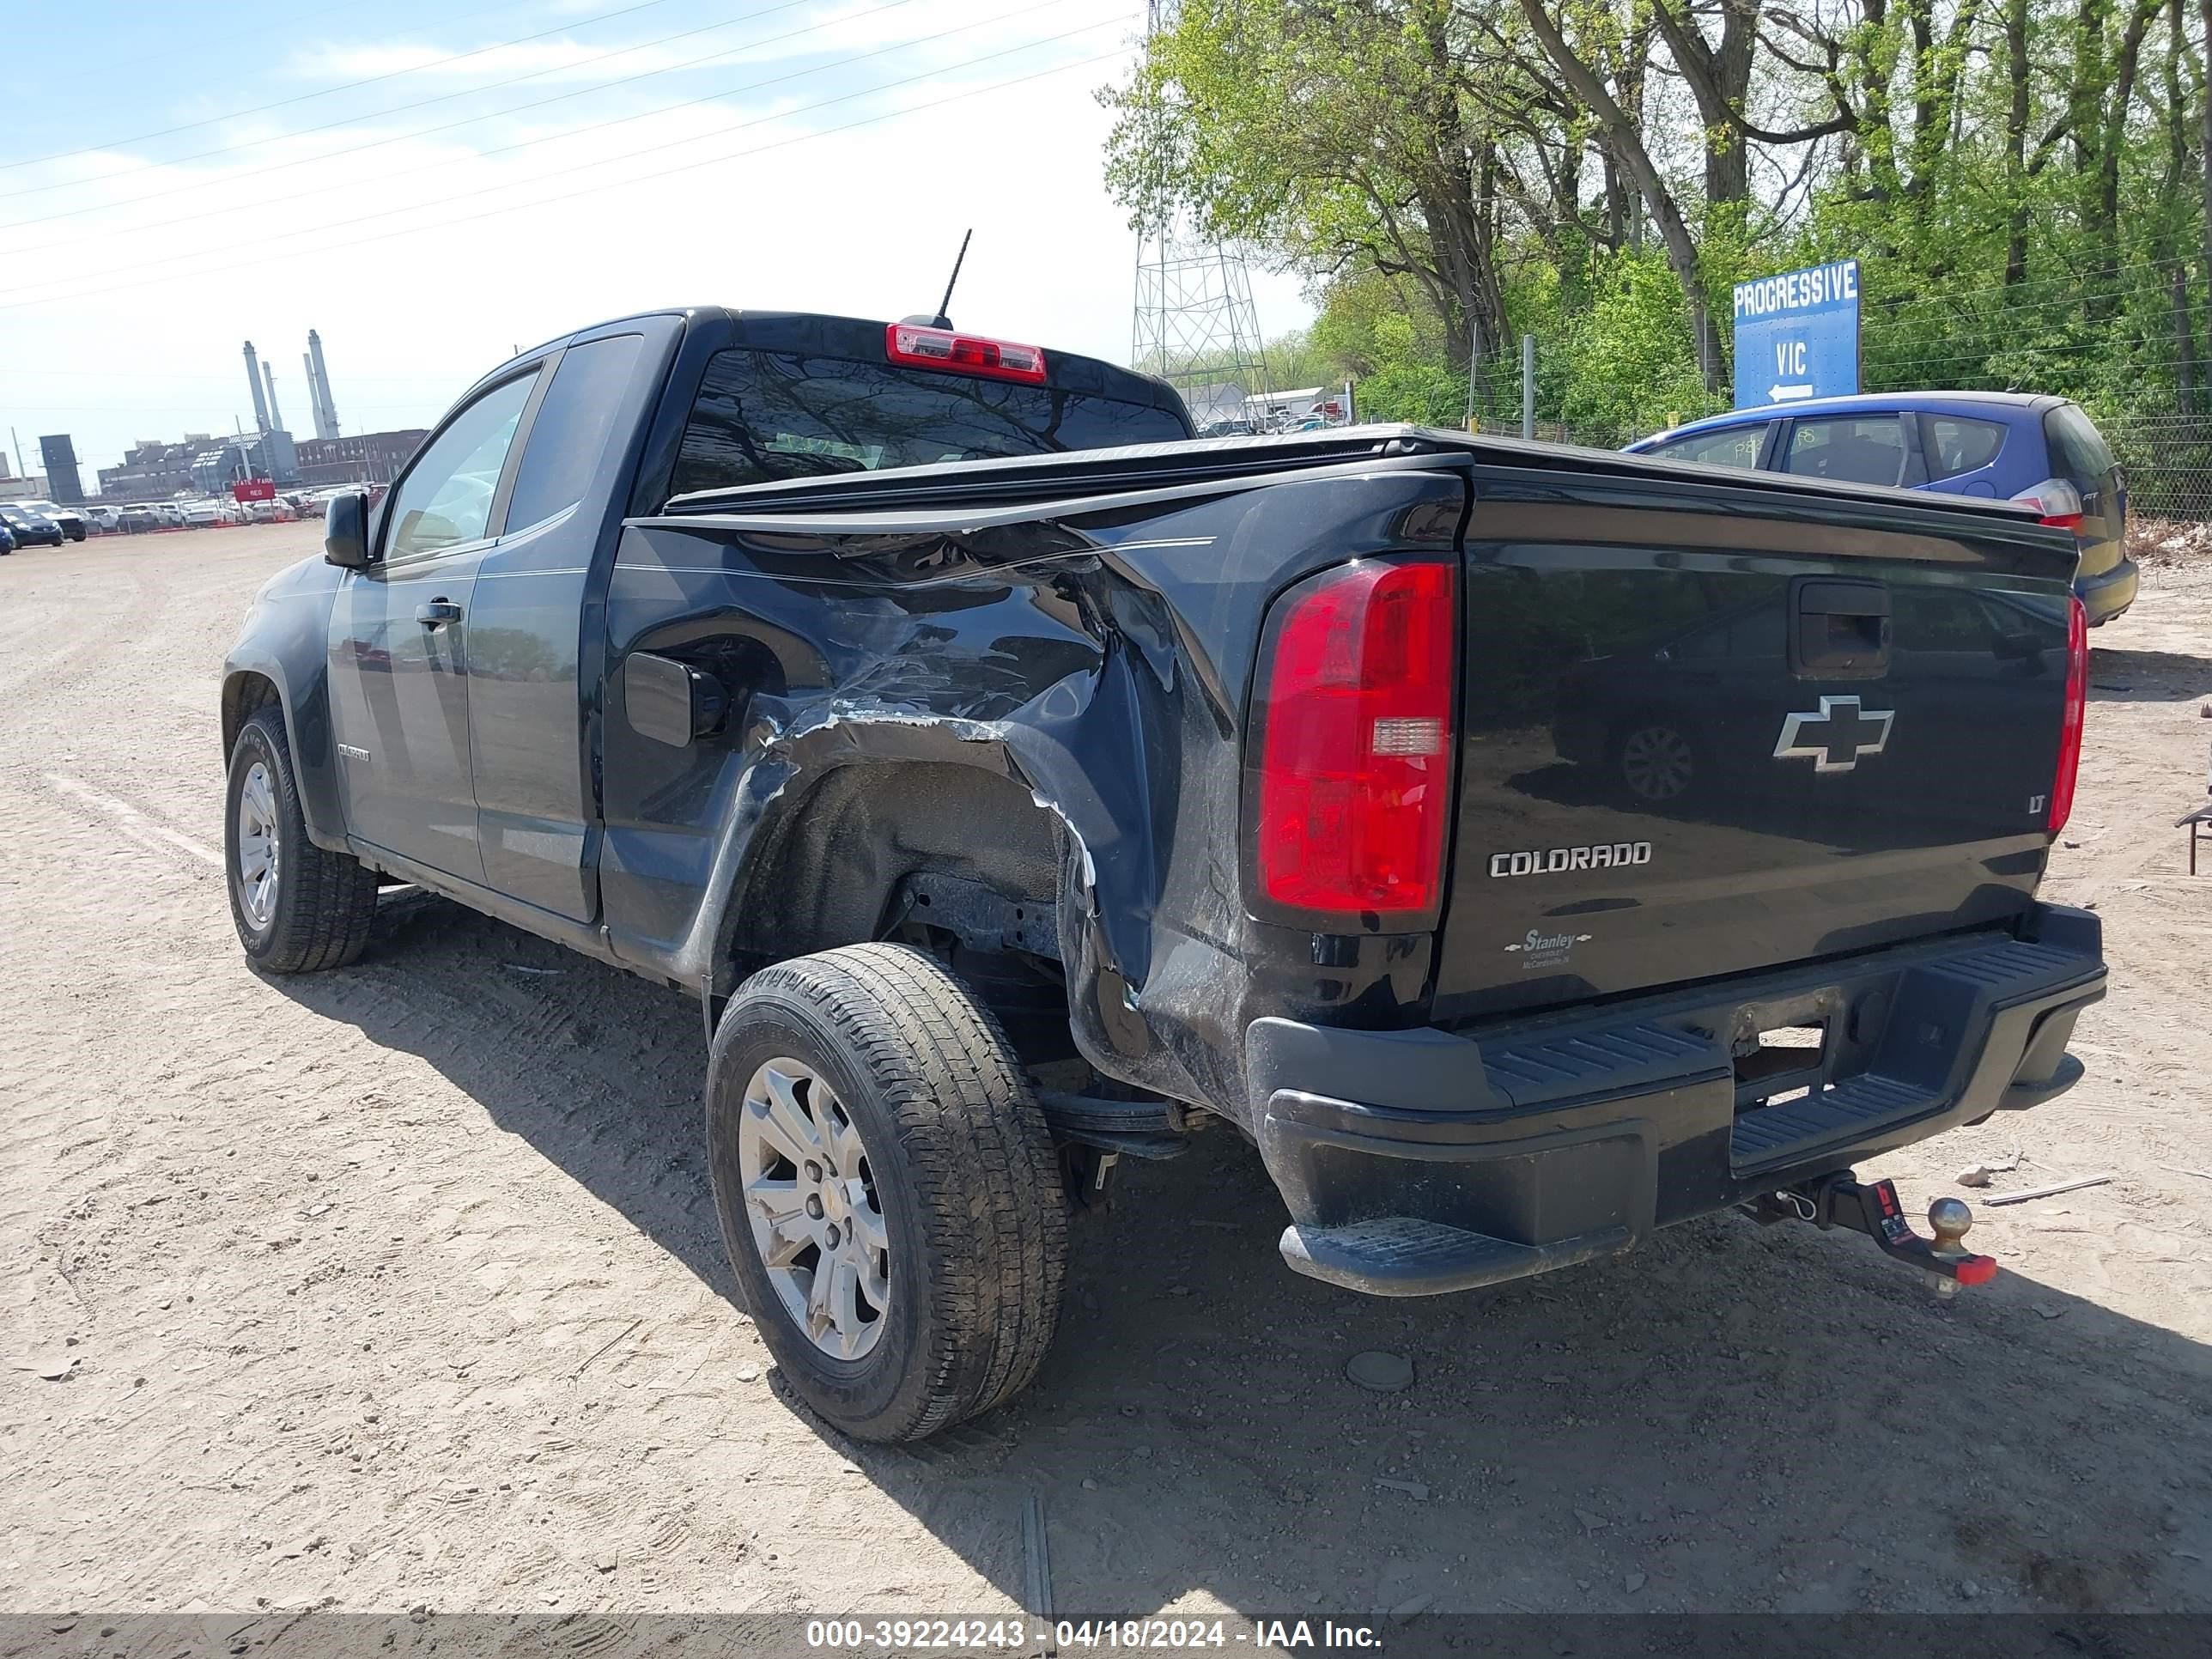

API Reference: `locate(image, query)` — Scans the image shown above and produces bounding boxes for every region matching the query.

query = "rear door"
[327,367,541,883]
[1432,480,2075,1024]
[1778,413,1929,488]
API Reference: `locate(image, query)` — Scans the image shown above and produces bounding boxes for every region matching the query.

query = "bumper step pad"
[1729,936,2104,1172]
[1731,1073,1933,1164]
[1279,1216,1632,1297]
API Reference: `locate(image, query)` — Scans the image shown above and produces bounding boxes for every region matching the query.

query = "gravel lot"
[3,520,2208,1620]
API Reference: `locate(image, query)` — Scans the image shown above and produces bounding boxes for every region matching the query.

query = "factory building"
[98,437,206,500]
[92,329,392,495]
[191,431,300,495]
[296,429,426,486]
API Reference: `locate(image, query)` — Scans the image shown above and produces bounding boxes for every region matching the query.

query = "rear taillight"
[2049,594,2088,835]
[2010,477,2086,531]
[1253,559,1457,920]
[884,323,1048,384]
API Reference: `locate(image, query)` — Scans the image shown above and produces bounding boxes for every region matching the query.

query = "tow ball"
[1745,1174,1998,1297]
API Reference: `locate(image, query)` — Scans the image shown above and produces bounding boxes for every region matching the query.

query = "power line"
[0,0,688,176]
[0,0,904,218]
[0,2,1105,300]
[8,0,951,248]
[17,0,539,104]
[0,28,1136,315]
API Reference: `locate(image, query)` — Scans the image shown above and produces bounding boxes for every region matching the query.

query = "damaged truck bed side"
[222,306,2106,1442]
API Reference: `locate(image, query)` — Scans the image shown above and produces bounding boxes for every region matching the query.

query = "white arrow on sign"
[1769,383,1814,401]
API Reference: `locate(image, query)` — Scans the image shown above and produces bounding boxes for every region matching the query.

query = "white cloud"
[0,20,1310,481]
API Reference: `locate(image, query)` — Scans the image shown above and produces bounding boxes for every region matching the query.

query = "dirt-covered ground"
[3,521,2208,1621]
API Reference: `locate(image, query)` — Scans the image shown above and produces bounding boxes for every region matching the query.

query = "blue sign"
[1731,258,1860,408]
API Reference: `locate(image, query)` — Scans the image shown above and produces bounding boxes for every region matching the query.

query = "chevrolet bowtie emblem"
[1774,695,1894,773]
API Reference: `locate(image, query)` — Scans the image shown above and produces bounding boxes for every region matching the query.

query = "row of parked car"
[0,493,308,552]
[0,498,84,552]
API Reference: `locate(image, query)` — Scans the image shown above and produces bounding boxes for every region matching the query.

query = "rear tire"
[708,943,1068,1443]
[224,706,380,972]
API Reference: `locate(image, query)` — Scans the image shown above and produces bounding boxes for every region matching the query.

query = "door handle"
[416,599,463,626]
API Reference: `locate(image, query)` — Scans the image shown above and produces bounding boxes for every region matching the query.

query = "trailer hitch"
[1746,1174,1998,1296]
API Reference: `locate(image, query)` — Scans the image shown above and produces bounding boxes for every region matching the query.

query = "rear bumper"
[2079,555,2138,624]
[1247,905,2106,1296]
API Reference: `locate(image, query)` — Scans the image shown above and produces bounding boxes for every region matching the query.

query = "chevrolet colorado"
[222,307,2107,1441]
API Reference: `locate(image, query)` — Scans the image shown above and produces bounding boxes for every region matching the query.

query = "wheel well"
[729,761,1062,969]
[222,672,282,760]
[726,761,1072,1054]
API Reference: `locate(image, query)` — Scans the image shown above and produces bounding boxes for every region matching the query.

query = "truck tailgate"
[1431,482,2082,1024]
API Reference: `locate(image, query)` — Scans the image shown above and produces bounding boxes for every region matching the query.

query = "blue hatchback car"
[1626,392,2138,624]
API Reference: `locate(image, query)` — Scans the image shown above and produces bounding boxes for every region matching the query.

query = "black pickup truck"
[223,306,2107,1441]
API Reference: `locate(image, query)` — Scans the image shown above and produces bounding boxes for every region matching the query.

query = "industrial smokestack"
[302,354,323,440]
[307,329,340,440]
[263,362,284,433]
[243,341,272,435]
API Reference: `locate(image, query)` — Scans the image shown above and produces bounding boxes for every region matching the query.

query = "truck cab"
[222,309,2106,1443]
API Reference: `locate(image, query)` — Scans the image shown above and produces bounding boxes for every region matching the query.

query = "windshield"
[667,349,1188,500]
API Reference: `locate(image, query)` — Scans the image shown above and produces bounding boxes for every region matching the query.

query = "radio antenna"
[933,228,973,329]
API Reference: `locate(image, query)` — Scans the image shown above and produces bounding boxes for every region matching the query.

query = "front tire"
[708,943,1068,1443]
[224,706,380,972]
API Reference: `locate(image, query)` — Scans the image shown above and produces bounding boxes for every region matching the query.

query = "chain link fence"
[2101,412,2212,521]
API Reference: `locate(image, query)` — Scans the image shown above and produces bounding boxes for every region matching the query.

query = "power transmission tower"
[1130,0,1271,428]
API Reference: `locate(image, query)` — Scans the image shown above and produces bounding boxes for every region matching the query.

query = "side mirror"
[323,489,373,569]
[625,652,729,747]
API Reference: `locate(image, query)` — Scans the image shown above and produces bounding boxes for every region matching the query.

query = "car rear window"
[2043,403,2117,488]
[668,349,1189,500]
[1648,422,1771,469]
[1923,416,2007,479]
[1782,416,1907,485]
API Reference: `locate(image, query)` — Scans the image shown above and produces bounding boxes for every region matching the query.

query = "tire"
[224,705,380,972]
[708,942,1068,1443]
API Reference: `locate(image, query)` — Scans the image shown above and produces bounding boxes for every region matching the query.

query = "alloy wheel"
[235,761,282,928]
[736,1057,890,1361]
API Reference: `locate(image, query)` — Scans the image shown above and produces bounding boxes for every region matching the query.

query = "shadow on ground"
[2087,645,2212,702]
[273,895,2212,1619]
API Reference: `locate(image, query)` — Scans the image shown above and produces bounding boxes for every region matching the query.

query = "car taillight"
[1253,559,1457,920]
[2010,477,2086,532]
[2049,594,2088,835]
[884,323,1047,384]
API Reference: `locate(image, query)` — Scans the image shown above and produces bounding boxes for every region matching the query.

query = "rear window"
[1923,416,2007,479]
[2043,404,2117,487]
[1782,416,1907,485]
[1648,422,1771,469]
[668,349,1189,500]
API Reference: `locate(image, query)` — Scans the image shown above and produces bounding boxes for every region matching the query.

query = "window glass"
[1650,422,1770,469]
[668,350,1190,500]
[1783,416,1907,485]
[2042,404,2116,488]
[505,334,644,532]
[1923,416,2008,479]
[386,372,537,559]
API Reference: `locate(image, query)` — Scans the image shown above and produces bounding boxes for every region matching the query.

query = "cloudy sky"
[2,0,1311,486]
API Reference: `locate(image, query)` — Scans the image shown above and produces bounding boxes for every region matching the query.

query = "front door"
[326,368,540,884]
